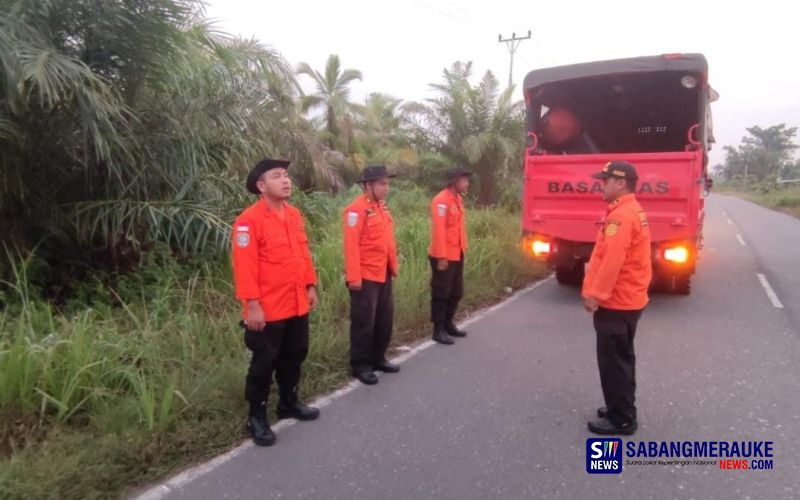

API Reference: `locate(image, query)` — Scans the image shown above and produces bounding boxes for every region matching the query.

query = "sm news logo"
[586,438,623,474]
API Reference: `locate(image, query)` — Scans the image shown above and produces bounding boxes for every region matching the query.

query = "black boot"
[374,359,401,373]
[247,404,276,446]
[445,321,467,338]
[277,387,320,421]
[432,324,454,345]
[588,417,637,436]
[353,369,379,385]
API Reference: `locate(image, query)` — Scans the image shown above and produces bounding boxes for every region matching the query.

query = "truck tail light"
[522,234,552,259]
[532,239,551,257]
[664,246,690,264]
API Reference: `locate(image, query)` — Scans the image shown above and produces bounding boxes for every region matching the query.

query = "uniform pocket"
[363,217,384,241]
[295,221,309,243]
[593,309,627,336]
[243,328,267,351]
[264,230,291,262]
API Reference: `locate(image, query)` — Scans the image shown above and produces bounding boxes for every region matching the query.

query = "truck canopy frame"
[524,54,717,156]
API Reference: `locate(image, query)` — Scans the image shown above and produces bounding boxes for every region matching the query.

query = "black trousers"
[349,273,394,371]
[593,307,643,425]
[429,254,464,326]
[243,314,309,414]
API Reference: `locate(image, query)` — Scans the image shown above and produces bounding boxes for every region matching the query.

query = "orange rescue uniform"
[582,193,652,310]
[343,194,398,285]
[428,188,468,261]
[232,199,317,322]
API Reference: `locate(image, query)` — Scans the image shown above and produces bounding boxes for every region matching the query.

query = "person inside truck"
[539,107,599,154]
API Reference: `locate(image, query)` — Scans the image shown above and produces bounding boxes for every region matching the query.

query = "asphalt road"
[143,194,800,500]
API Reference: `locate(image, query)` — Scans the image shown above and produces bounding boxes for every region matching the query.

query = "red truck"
[521,54,717,294]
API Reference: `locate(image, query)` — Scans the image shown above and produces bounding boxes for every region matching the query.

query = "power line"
[437,0,489,25]
[409,3,560,87]
[427,0,506,35]
[517,51,535,72]
[409,0,489,33]
[529,32,560,66]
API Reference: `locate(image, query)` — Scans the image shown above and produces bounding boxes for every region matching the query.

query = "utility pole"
[743,162,749,191]
[498,30,531,88]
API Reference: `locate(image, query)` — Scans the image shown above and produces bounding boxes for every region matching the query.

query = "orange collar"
[361,193,387,209]
[446,188,462,204]
[259,198,287,215]
[607,193,636,212]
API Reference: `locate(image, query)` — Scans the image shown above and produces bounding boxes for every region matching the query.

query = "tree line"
[0,0,525,282]
[713,124,799,184]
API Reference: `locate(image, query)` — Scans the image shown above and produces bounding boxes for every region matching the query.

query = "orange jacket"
[232,199,317,322]
[582,194,652,310]
[429,188,468,261]
[343,194,398,284]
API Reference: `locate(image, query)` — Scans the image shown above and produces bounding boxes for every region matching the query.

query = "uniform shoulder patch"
[605,219,621,237]
[236,232,250,248]
[234,219,251,248]
[638,211,649,227]
[347,211,359,227]
[437,203,447,217]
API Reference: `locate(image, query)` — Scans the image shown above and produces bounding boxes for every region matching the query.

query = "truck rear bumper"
[522,233,698,277]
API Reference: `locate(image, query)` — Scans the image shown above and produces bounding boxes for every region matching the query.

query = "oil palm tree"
[404,62,524,205]
[354,92,417,170]
[0,0,335,271]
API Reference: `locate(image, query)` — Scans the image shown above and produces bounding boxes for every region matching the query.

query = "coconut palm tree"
[296,54,362,149]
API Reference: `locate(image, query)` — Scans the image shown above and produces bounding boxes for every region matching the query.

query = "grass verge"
[0,188,548,499]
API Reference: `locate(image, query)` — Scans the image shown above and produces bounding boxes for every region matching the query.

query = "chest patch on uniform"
[347,211,359,227]
[638,211,649,227]
[450,205,459,215]
[236,232,250,248]
[605,220,620,237]
[437,204,447,217]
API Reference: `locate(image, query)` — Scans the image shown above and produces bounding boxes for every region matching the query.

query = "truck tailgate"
[523,151,704,243]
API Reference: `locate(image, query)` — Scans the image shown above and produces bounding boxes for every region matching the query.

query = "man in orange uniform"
[232,158,320,447]
[428,167,471,345]
[582,161,652,436]
[343,166,400,385]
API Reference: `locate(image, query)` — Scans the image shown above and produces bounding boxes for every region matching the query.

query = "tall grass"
[756,186,800,215]
[0,187,547,499]
[717,182,800,218]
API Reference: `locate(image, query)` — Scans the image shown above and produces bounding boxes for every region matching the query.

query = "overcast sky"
[207,0,799,165]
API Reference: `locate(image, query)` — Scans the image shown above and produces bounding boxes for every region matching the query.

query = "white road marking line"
[757,274,784,309]
[736,234,746,246]
[134,276,555,499]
